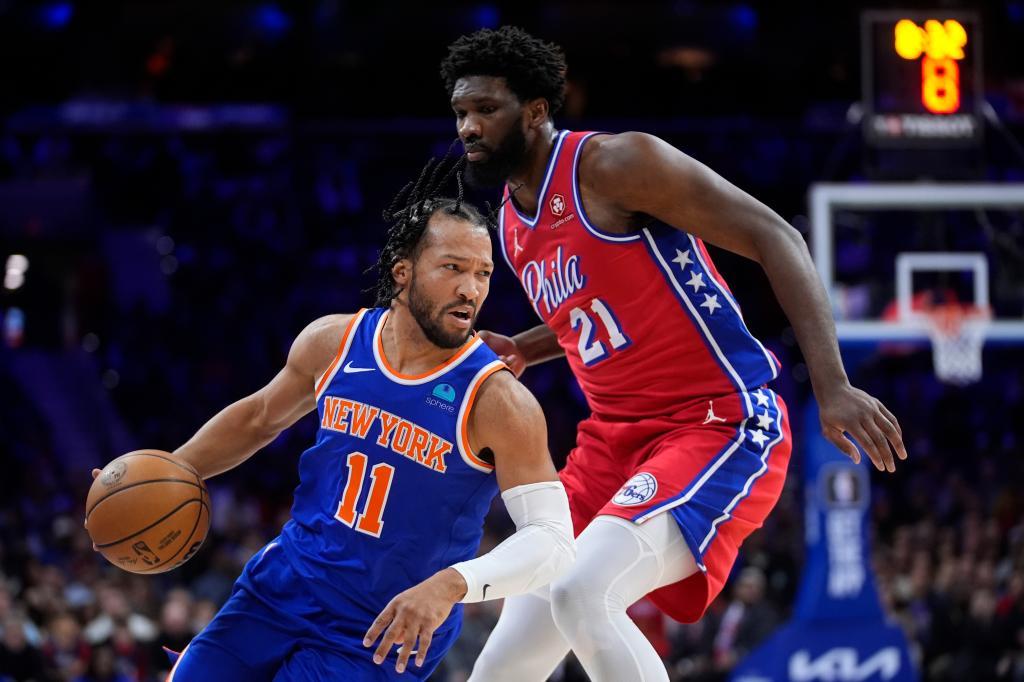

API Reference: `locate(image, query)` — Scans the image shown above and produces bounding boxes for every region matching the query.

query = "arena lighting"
[6,255,29,273]
[4,271,24,291]
[471,4,500,29]
[3,307,24,348]
[4,255,28,291]
[39,2,73,30]
[253,4,291,36]
[727,4,758,34]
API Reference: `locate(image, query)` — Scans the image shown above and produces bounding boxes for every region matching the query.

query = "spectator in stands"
[82,586,156,646]
[0,616,49,682]
[71,644,131,682]
[709,567,778,674]
[148,592,192,677]
[40,613,89,681]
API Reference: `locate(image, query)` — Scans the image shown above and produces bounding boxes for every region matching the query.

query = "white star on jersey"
[749,429,770,448]
[754,390,770,407]
[700,293,721,315]
[755,410,775,430]
[686,271,706,293]
[672,249,693,270]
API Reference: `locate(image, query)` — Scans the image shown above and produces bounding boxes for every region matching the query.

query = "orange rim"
[924,303,991,335]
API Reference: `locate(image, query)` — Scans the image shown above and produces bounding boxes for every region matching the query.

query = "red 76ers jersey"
[499,130,781,419]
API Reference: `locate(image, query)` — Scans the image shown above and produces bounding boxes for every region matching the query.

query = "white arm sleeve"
[450,480,576,603]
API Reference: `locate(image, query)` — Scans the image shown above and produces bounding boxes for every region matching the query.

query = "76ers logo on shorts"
[550,193,566,216]
[613,473,658,506]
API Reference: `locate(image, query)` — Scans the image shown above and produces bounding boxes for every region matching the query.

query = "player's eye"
[480,106,497,114]
[444,263,459,271]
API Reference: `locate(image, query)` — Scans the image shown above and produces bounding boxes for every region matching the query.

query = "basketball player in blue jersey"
[90,163,576,680]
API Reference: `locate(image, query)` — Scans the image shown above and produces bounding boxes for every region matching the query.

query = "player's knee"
[549,572,594,626]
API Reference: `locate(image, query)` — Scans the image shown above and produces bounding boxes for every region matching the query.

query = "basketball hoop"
[921,303,991,385]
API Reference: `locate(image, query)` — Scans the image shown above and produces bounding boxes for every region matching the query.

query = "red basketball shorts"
[559,387,792,623]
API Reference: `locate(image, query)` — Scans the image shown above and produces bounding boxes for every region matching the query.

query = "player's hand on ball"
[363,568,467,673]
[478,330,526,378]
[817,384,908,473]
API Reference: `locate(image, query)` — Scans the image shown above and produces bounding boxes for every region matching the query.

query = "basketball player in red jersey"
[441,27,908,682]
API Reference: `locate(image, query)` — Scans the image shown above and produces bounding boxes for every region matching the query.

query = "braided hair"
[372,151,490,308]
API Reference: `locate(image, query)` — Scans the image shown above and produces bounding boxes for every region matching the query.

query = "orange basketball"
[85,450,210,574]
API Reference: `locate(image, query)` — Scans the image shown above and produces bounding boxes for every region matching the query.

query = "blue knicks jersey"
[278,308,505,635]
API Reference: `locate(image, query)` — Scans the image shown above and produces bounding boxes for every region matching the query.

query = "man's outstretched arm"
[90,314,349,481]
[170,314,350,478]
[586,132,908,472]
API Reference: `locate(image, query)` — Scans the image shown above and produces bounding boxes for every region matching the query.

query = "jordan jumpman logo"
[703,400,727,425]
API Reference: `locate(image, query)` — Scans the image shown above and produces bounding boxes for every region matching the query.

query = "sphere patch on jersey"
[613,472,658,506]
[432,383,456,402]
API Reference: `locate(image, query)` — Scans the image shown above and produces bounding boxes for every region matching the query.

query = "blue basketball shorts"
[166,540,456,681]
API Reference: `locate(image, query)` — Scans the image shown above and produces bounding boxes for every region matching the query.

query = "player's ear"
[525,97,549,129]
[392,259,412,289]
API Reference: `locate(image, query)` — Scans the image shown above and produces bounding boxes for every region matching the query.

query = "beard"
[464,124,528,189]
[407,272,477,349]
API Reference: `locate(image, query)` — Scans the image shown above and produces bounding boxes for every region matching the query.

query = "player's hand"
[817,384,907,473]
[363,568,467,673]
[478,330,526,378]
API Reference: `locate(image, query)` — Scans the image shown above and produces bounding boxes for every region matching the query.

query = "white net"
[924,306,991,386]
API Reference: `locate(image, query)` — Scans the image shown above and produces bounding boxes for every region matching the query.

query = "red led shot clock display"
[894,18,966,114]
[862,11,982,146]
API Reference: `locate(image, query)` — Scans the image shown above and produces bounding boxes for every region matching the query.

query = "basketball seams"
[88,450,211,574]
[156,498,210,572]
[86,479,204,519]
[94,498,206,549]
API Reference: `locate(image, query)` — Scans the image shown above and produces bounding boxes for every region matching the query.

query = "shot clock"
[861,11,982,147]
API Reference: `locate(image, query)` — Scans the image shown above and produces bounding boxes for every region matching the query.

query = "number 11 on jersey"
[569,298,632,365]
[335,452,394,538]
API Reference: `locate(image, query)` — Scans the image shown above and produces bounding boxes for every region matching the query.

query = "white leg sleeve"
[550,513,698,682]
[468,585,569,682]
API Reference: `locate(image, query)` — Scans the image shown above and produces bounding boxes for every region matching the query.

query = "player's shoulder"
[579,131,669,184]
[468,369,548,454]
[580,131,690,198]
[290,312,360,376]
[582,131,664,165]
[470,369,545,437]
[301,312,356,347]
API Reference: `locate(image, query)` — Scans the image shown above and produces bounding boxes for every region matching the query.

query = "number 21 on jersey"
[569,298,631,365]
[335,451,394,538]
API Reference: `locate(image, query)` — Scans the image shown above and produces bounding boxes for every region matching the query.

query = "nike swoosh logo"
[342,361,375,374]
[482,583,491,600]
